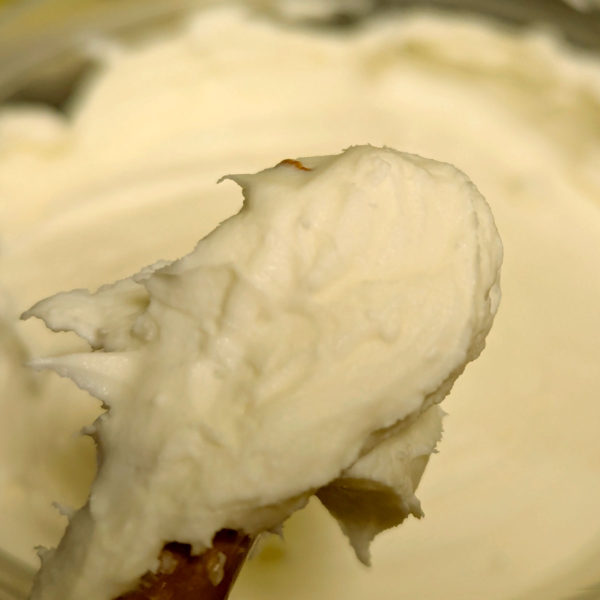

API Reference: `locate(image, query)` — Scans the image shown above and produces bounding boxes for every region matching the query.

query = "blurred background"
[1,0,600,107]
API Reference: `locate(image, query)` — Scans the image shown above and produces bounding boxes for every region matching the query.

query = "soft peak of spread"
[24,145,501,600]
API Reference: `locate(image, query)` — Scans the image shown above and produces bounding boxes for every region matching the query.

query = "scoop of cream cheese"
[22,145,501,599]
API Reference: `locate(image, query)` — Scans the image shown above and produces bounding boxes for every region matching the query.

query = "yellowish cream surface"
[1,5,600,600]
[23,145,501,599]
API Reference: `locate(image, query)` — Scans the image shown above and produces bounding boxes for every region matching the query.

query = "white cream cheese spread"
[1,4,600,600]
[22,146,502,599]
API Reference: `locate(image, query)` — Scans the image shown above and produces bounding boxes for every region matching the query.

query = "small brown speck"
[276,158,312,171]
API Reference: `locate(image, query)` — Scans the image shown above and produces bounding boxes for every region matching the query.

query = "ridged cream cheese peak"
[23,145,501,600]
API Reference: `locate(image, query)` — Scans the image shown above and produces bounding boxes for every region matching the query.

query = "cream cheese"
[1,5,600,600]
[22,146,501,599]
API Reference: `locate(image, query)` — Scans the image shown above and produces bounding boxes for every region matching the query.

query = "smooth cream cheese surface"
[1,5,600,600]
[23,146,501,600]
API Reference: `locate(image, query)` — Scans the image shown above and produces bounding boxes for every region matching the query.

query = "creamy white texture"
[22,146,501,599]
[1,5,600,600]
